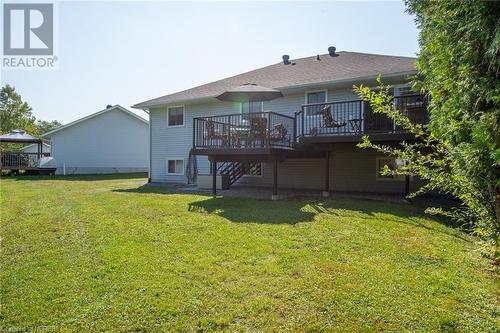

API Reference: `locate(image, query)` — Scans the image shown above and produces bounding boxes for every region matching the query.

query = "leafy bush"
[354,79,498,259]
[355,0,500,259]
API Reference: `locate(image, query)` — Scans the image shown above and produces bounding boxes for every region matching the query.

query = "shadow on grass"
[115,184,468,241]
[113,183,182,194]
[189,197,469,241]
[188,196,318,225]
[1,172,148,182]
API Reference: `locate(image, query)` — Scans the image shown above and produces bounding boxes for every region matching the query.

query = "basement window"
[376,157,404,181]
[167,159,184,175]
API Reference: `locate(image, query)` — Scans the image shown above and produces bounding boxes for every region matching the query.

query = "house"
[43,105,149,175]
[133,49,427,198]
[21,142,51,154]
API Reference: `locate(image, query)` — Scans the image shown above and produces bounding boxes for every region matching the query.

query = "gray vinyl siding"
[150,88,357,183]
[264,88,358,117]
[238,159,325,189]
[330,144,421,193]
[47,108,148,175]
[240,145,422,194]
[150,101,239,182]
[20,143,51,154]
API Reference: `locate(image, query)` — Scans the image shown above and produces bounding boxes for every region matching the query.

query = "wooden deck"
[191,146,324,162]
[191,95,427,199]
[298,132,417,144]
[0,152,50,170]
[192,94,428,155]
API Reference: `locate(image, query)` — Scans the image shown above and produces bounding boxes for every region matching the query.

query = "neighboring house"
[133,49,427,197]
[43,105,148,175]
[21,142,51,154]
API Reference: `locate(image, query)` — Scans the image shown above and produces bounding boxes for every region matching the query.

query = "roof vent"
[328,46,339,57]
[316,55,321,61]
[282,55,291,65]
[106,104,113,109]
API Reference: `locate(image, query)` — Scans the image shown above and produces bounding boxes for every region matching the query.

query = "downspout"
[141,108,152,183]
[148,109,152,183]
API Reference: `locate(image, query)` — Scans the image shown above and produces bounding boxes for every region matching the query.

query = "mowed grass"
[0,174,498,332]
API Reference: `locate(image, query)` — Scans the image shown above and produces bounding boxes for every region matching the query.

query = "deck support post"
[37,141,41,161]
[322,150,330,197]
[403,158,411,200]
[272,158,279,200]
[211,159,217,198]
[404,174,410,198]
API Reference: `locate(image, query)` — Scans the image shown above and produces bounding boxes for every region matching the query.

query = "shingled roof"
[133,51,416,109]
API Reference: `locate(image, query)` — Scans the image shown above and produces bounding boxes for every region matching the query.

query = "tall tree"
[36,119,62,134]
[355,1,500,256]
[0,85,37,134]
[407,0,499,240]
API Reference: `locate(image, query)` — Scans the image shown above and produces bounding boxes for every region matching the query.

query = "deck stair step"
[216,161,259,186]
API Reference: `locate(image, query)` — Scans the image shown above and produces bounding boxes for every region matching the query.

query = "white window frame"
[392,84,414,131]
[304,89,328,104]
[304,89,328,117]
[167,105,185,127]
[375,156,405,182]
[240,101,264,114]
[166,158,185,175]
[393,84,413,97]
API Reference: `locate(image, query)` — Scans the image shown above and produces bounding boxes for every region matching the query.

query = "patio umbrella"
[216,83,283,102]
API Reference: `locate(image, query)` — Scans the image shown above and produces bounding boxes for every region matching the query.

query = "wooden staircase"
[217,161,261,186]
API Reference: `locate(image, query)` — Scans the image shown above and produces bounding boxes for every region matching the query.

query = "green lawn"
[0,175,498,332]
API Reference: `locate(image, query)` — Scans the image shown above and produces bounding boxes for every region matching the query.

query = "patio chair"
[206,119,229,146]
[348,118,363,134]
[322,105,346,128]
[231,128,249,148]
[269,123,289,145]
[249,117,268,147]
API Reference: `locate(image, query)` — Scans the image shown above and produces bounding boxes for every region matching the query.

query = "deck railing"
[192,95,428,150]
[0,152,50,170]
[193,111,295,149]
[296,94,428,140]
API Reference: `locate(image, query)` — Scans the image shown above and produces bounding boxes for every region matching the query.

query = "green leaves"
[0,85,62,151]
[358,0,500,254]
[0,84,36,135]
[354,75,498,255]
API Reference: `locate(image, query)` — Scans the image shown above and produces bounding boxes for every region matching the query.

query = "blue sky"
[1,1,419,123]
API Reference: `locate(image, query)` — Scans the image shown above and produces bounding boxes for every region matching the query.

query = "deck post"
[212,158,217,198]
[322,150,330,197]
[271,157,278,200]
[293,112,297,145]
[404,158,411,200]
[405,174,410,198]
